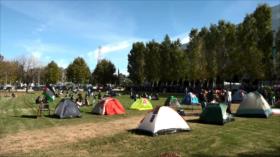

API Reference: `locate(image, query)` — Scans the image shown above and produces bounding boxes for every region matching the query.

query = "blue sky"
[0,0,279,75]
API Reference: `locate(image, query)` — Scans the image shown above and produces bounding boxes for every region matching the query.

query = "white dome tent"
[137,106,191,135]
[236,92,272,118]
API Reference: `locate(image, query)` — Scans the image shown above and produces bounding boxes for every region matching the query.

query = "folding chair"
[37,103,50,117]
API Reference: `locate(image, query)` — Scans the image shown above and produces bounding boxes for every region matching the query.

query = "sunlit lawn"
[0,92,279,157]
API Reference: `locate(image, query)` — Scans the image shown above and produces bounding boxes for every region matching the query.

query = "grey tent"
[236,92,272,118]
[54,99,81,118]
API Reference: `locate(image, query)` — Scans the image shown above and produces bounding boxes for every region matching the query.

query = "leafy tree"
[275,29,280,78]
[44,61,61,84]
[276,28,280,52]
[237,14,264,80]
[187,28,208,81]
[127,42,146,84]
[159,35,173,82]
[205,24,219,82]
[0,54,3,61]
[0,60,19,84]
[169,39,186,81]
[66,57,90,84]
[144,40,161,83]
[92,59,116,85]
[252,4,273,79]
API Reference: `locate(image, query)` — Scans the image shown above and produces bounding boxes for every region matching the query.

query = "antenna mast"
[97,46,102,63]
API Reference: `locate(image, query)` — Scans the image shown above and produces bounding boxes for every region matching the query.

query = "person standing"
[225,90,232,113]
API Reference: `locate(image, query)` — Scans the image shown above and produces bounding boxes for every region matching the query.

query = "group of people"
[130,89,159,101]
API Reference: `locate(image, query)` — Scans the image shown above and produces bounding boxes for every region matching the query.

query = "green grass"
[0,92,172,136]
[1,92,280,157]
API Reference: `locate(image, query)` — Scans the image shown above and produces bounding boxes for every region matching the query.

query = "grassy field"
[0,92,279,157]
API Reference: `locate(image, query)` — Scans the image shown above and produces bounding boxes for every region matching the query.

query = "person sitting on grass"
[76,93,83,107]
[84,95,89,106]
[35,96,43,104]
[98,90,102,99]
[11,92,16,98]
[36,96,50,117]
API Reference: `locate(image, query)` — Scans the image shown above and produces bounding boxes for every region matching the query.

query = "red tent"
[92,98,125,115]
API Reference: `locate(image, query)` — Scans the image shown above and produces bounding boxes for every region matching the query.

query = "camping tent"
[164,96,181,108]
[236,92,272,118]
[92,97,125,115]
[231,89,246,103]
[54,99,81,118]
[137,106,191,135]
[130,98,153,110]
[181,92,199,105]
[200,103,234,125]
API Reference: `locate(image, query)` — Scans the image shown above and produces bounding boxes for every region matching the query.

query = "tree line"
[0,54,123,86]
[128,4,280,87]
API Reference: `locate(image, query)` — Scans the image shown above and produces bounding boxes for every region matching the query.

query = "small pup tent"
[236,92,272,118]
[231,89,246,103]
[200,103,234,125]
[130,98,153,110]
[55,99,81,118]
[92,98,125,115]
[164,96,181,108]
[181,92,199,105]
[137,106,191,135]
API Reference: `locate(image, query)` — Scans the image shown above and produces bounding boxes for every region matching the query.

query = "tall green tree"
[205,24,219,82]
[144,40,161,83]
[127,42,146,84]
[187,28,208,81]
[159,35,173,82]
[92,59,116,85]
[237,14,264,80]
[169,39,186,81]
[0,60,19,84]
[44,61,61,84]
[66,57,90,84]
[275,29,280,78]
[252,4,273,79]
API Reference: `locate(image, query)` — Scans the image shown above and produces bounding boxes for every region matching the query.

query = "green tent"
[164,96,181,108]
[130,98,153,110]
[200,103,234,125]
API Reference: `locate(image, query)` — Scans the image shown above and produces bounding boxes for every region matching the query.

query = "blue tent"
[181,93,199,105]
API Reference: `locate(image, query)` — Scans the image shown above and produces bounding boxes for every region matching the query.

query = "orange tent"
[92,97,125,115]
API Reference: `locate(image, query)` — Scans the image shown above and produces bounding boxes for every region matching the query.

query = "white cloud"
[31,51,42,59]
[119,68,128,76]
[87,40,131,61]
[20,39,68,55]
[171,33,190,44]
[56,59,68,68]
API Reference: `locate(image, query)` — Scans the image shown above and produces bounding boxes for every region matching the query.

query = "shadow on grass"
[185,112,201,116]
[127,129,154,136]
[191,146,280,157]
[187,119,226,126]
[19,115,38,119]
[14,114,59,119]
[186,119,201,123]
